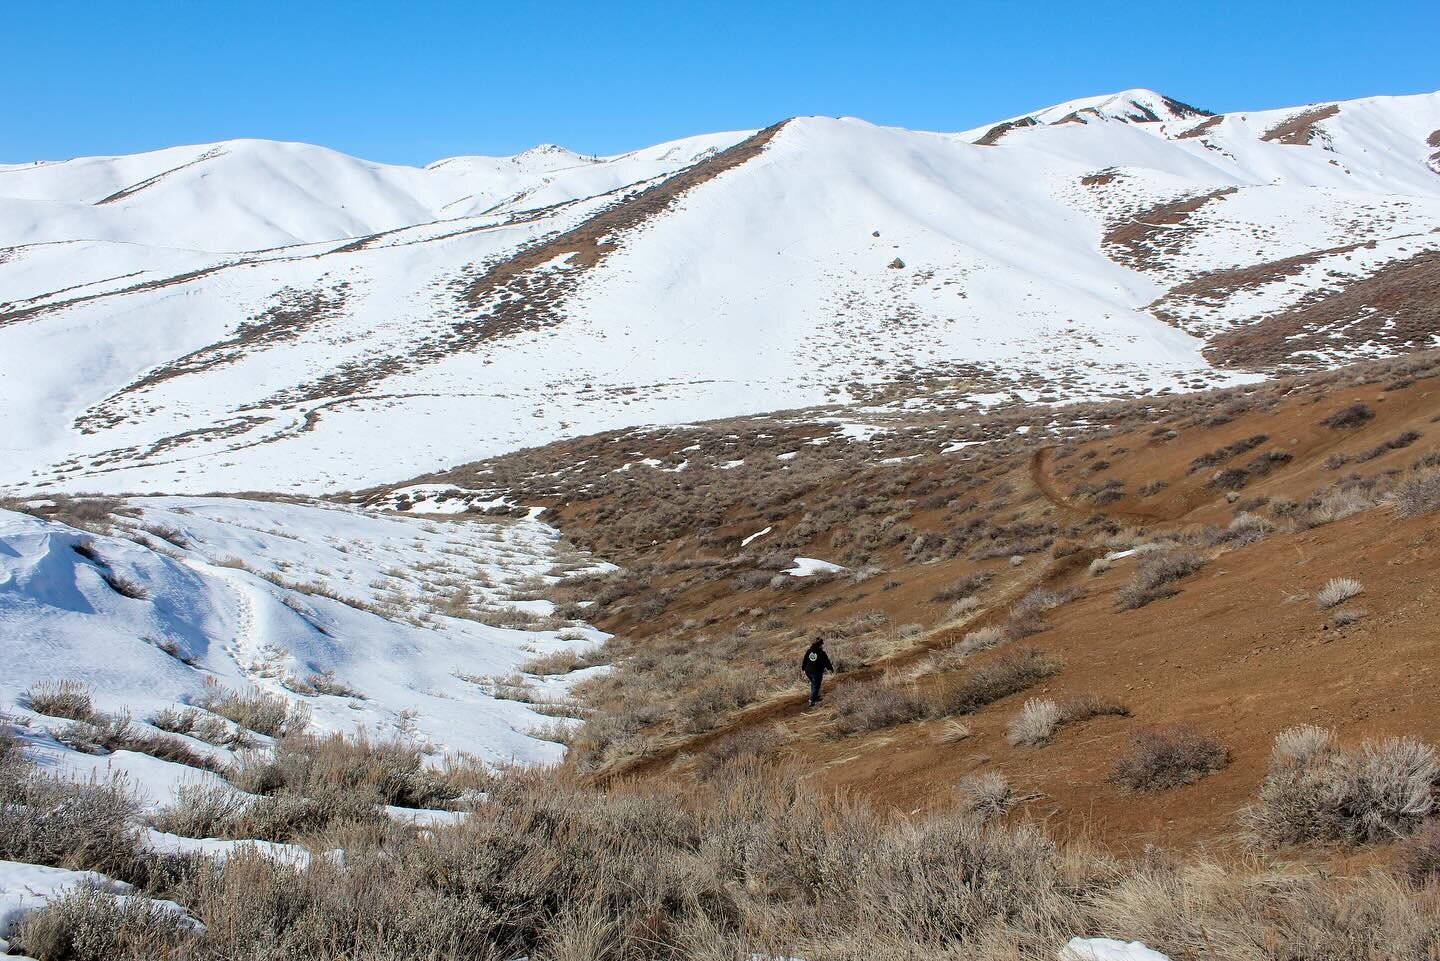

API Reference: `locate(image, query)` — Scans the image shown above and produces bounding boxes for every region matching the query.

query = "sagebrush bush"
[1244,729,1438,847]
[195,679,310,738]
[1320,402,1375,429]
[829,682,930,736]
[13,886,191,961]
[934,649,1062,717]
[1396,821,1440,885]
[1115,550,1207,611]
[1110,726,1229,791]
[0,760,141,877]
[1394,469,1440,518]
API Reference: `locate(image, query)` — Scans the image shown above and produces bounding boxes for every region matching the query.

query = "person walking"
[801,638,834,706]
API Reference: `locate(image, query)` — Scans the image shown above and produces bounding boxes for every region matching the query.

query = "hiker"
[801,638,834,706]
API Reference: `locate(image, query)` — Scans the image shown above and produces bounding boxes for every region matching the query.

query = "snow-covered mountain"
[3,88,1439,494]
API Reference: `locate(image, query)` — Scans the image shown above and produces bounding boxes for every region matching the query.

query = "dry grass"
[1009,694,1129,746]
[829,681,930,736]
[26,679,96,721]
[1394,469,1440,517]
[194,678,310,738]
[1315,577,1363,610]
[5,724,1440,960]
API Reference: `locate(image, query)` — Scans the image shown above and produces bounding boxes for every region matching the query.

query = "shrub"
[26,680,95,721]
[1315,577,1363,610]
[1244,728,1439,846]
[1115,549,1207,611]
[13,887,191,961]
[934,649,1062,717]
[1008,693,1128,747]
[691,726,785,779]
[1110,726,1229,791]
[1330,607,1367,626]
[931,571,993,603]
[1356,430,1421,462]
[56,712,219,772]
[955,771,1017,821]
[0,763,140,877]
[829,682,929,736]
[1320,403,1375,429]
[1394,469,1440,518]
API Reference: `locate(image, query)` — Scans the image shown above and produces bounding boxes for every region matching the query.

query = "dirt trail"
[593,547,1099,785]
[1029,448,1177,525]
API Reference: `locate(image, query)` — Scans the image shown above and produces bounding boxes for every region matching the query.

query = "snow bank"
[1061,938,1171,961]
[0,497,609,780]
[783,557,846,577]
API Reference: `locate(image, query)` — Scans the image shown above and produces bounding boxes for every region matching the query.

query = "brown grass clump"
[26,679,96,721]
[194,679,310,738]
[1396,821,1440,885]
[1109,725,1229,791]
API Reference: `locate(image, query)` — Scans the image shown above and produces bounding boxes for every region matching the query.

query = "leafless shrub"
[690,726,785,779]
[0,762,141,877]
[1115,549,1207,610]
[26,679,95,721]
[1394,469,1440,518]
[1110,725,1229,791]
[1007,698,1063,746]
[13,886,191,960]
[1088,557,1112,576]
[59,711,219,772]
[934,649,1062,717]
[1357,430,1421,462]
[302,671,365,699]
[1008,693,1128,747]
[1244,729,1439,847]
[1330,607,1367,626]
[1138,479,1167,497]
[1315,577,1363,610]
[955,771,1016,821]
[829,681,929,736]
[1320,403,1375,430]
[101,570,150,600]
[931,571,993,603]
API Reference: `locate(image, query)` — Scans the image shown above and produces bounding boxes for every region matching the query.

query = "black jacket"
[801,643,833,677]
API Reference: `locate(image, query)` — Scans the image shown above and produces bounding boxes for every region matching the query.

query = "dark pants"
[807,672,823,704]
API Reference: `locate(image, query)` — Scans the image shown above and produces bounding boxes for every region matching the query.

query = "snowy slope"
[3,88,1439,494]
[0,132,748,251]
[0,498,608,781]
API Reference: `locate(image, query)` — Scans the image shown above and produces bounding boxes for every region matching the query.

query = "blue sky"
[4,0,1437,165]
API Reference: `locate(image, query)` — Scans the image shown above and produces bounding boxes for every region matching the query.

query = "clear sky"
[4,0,1437,166]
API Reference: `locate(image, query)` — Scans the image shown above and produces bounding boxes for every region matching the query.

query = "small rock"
[888,257,906,269]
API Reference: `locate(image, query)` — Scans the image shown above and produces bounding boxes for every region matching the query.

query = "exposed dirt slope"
[401,352,1440,861]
